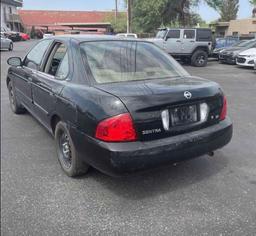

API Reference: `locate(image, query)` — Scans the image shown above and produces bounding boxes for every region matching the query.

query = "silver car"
[1,34,13,51]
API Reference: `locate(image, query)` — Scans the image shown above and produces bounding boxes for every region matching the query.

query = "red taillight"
[220,96,227,121]
[95,113,137,142]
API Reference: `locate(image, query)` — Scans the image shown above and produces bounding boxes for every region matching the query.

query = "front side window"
[25,40,52,69]
[44,43,69,79]
[80,41,189,84]
[166,30,180,39]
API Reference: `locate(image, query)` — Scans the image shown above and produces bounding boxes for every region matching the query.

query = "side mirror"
[7,57,22,67]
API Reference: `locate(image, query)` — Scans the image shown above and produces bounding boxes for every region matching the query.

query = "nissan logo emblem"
[184,91,192,99]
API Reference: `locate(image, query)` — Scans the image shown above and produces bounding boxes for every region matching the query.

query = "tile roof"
[18,10,116,27]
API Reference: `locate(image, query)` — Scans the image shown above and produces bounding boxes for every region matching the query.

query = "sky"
[22,0,253,23]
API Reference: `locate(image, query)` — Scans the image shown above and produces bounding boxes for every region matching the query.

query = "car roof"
[48,34,142,42]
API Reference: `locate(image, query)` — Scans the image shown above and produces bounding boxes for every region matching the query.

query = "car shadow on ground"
[22,110,229,201]
[3,98,229,201]
[86,152,229,200]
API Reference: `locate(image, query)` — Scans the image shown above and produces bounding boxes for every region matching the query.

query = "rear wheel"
[191,50,208,67]
[9,42,13,51]
[55,121,89,177]
[8,81,26,114]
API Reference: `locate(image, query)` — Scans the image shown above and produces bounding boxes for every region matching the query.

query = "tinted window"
[196,29,212,42]
[80,41,189,84]
[25,40,52,68]
[183,30,195,39]
[167,30,180,39]
[45,43,68,79]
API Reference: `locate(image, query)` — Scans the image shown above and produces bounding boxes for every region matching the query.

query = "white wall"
[1,3,19,31]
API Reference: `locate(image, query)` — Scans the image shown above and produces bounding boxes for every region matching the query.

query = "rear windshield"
[80,41,189,84]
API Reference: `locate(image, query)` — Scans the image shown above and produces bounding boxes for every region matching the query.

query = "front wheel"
[8,81,26,114]
[55,121,89,177]
[191,50,208,67]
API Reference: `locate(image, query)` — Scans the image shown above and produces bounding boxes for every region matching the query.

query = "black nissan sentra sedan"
[6,35,233,177]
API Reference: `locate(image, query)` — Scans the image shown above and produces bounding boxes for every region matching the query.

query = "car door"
[1,37,7,49]
[164,29,182,54]
[31,42,70,126]
[12,39,53,110]
[181,29,196,54]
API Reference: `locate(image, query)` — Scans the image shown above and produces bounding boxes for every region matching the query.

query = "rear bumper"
[70,118,233,176]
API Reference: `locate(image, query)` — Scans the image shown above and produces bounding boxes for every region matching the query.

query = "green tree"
[124,0,233,33]
[104,12,127,33]
[197,0,239,21]
[132,0,168,33]
[218,0,239,21]
[250,0,256,17]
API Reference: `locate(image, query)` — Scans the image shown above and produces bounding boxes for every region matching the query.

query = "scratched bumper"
[70,118,233,176]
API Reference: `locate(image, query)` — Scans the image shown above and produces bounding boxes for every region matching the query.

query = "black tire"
[191,50,208,67]
[9,43,13,51]
[8,81,26,114]
[55,121,89,177]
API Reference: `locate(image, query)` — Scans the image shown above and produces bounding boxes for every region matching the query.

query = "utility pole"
[115,0,118,24]
[127,0,132,33]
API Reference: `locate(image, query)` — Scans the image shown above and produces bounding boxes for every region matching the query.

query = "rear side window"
[167,30,180,39]
[24,40,52,69]
[196,29,212,42]
[183,30,195,39]
[44,43,69,79]
[56,52,69,79]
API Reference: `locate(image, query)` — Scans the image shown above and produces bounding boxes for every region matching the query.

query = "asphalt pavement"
[1,40,256,236]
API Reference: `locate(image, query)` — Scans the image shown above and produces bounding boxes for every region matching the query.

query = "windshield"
[237,40,256,47]
[231,40,246,47]
[80,41,189,84]
[156,30,167,39]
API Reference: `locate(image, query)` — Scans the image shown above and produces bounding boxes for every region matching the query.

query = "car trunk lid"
[94,76,224,141]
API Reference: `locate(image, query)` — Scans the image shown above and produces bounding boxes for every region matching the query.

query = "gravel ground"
[1,40,256,236]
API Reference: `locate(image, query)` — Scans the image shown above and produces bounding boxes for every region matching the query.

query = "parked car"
[236,47,256,68]
[148,28,214,67]
[1,28,22,42]
[212,40,247,59]
[19,32,30,41]
[215,37,239,49]
[0,34,13,51]
[43,32,55,39]
[6,36,232,177]
[116,33,138,38]
[219,39,256,64]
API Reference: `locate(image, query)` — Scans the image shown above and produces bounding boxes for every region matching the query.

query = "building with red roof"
[18,10,120,35]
